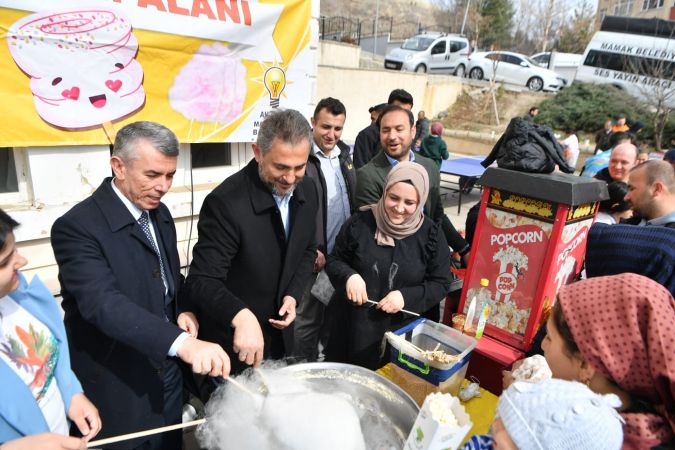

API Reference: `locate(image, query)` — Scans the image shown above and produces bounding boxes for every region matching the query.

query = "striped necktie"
[138,211,168,292]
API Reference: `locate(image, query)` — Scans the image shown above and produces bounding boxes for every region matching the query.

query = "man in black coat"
[51,122,230,450]
[187,109,318,376]
[594,119,613,154]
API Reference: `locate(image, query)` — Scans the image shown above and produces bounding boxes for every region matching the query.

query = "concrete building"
[595,1,675,29]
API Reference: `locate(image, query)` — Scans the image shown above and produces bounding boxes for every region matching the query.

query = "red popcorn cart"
[459,167,608,394]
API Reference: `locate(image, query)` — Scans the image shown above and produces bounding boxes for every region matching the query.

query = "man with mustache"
[187,109,318,383]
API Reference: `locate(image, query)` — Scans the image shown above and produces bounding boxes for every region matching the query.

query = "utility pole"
[461,0,471,35]
[373,0,380,57]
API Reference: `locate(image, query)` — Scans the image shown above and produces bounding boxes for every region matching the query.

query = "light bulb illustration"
[263,66,286,108]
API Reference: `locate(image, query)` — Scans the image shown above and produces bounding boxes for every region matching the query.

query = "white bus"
[575,16,675,106]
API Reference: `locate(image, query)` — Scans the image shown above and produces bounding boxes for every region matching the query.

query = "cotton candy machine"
[198,362,419,450]
[278,362,420,449]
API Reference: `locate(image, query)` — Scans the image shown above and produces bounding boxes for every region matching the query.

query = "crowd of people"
[1,88,674,450]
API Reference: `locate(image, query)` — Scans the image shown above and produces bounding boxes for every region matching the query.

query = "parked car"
[384,32,469,75]
[466,51,565,91]
[530,51,583,86]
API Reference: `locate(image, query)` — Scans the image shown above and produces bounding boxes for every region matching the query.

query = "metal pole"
[373,0,379,57]
[460,0,471,36]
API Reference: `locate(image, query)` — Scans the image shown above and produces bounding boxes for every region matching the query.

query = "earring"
[583,378,591,388]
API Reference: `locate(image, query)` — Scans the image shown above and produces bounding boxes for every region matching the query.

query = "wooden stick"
[255,368,271,395]
[365,299,420,317]
[87,418,205,448]
[384,332,425,353]
[227,376,259,398]
[102,121,117,144]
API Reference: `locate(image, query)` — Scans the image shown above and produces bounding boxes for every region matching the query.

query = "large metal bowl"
[279,362,419,449]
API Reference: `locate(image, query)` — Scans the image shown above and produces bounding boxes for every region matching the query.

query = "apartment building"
[595,1,675,28]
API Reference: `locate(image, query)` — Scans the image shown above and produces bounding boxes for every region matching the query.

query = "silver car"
[467,51,565,91]
[384,33,469,76]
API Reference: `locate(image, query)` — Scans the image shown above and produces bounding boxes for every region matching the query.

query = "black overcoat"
[325,210,452,370]
[51,178,185,448]
[187,159,318,373]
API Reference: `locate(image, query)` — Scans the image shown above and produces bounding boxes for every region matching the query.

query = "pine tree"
[478,0,514,49]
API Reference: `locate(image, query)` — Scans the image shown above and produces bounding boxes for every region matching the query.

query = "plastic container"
[387,318,477,405]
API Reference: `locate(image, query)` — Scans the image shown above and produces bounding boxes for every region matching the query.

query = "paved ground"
[441,172,482,236]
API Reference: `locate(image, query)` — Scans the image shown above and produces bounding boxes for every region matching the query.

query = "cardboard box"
[405,393,473,450]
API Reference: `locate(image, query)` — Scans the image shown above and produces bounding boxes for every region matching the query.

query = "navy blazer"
[187,159,318,373]
[51,178,184,448]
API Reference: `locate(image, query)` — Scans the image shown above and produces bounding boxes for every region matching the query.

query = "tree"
[556,1,595,53]
[431,0,484,40]
[529,0,568,53]
[477,0,514,49]
[509,0,538,54]
[626,52,675,150]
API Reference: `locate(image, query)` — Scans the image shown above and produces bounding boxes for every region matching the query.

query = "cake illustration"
[7,8,145,129]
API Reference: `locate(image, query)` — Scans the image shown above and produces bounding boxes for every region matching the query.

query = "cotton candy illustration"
[7,8,145,129]
[169,42,247,124]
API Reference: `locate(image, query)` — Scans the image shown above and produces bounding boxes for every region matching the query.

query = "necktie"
[138,211,168,292]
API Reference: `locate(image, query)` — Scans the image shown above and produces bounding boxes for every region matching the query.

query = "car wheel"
[414,64,427,73]
[527,77,543,91]
[469,67,483,80]
[454,65,465,78]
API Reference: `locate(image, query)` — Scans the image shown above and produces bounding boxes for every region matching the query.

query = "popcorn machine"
[458,168,608,394]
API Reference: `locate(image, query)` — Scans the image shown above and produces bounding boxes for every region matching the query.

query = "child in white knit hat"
[462,378,624,450]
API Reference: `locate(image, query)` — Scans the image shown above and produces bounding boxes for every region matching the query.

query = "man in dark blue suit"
[51,122,230,450]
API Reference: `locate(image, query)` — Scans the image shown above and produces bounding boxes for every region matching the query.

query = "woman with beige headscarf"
[325,162,452,370]
[543,273,675,449]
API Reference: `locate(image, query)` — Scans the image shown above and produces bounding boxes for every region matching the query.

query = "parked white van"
[531,51,583,86]
[384,32,470,76]
[575,16,675,106]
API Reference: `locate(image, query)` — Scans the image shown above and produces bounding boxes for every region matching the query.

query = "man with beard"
[624,160,675,227]
[353,89,414,168]
[187,109,318,381]
[355,105,470,298]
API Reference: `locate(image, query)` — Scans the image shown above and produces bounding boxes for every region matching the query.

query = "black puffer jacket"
[482,117,574,174]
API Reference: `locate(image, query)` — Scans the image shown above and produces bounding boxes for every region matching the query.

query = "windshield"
[525,56,540,66]
[532,54,549,66]
[401,37,436,51]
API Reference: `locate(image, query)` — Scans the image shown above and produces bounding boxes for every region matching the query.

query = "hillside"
[320,0,453,39]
